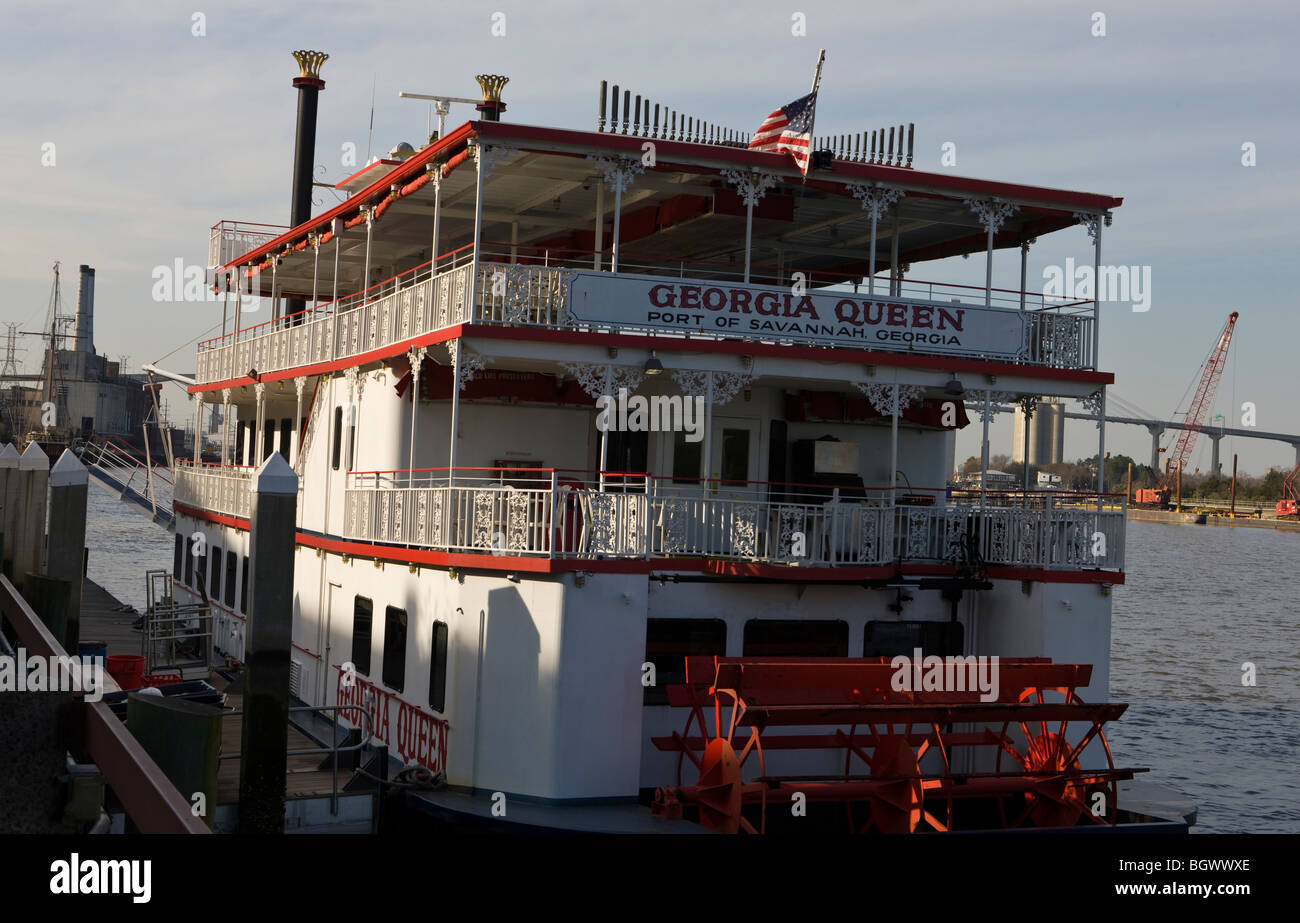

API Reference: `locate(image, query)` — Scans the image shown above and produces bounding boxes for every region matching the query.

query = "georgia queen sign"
[564,270,1028,358]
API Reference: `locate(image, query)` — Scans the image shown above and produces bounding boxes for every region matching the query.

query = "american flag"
[747,91,818,174]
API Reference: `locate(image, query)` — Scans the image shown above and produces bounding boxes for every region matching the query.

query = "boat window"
[263,420,275,461]
[351,596,373,676]
[382,606,407,692]
[863,620,964,658]
[428,621,449,713]
[196,545,207,594]
[239,556,249,614]
[224,552,237,608]
[644,618,727,705]
[331,407,342,470]
[210,546,222,599]
[184,535,195,587]
[173,534,183,579]
[671,431,702,484]
[235,421,246,465]
[719,428,750,485]
[346,410,357,471]
[279,418,292,462]
[743,619,848,657]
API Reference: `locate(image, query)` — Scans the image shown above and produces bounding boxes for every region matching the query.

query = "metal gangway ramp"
[143,568,213,679]
[78,434,174,526]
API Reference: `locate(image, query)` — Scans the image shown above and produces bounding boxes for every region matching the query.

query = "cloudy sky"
[2,0,1296,474]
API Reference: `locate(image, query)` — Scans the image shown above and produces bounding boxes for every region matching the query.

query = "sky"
[1,0,1296,475]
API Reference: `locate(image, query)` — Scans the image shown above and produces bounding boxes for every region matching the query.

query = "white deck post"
[981,389,991,511]
[311,234,320,313]
[254,382,266,463]
[701,374,714,496]
[611,180,624,273]
[890,211,901,296]
[230,268,242,382]
[594,182,605,270]
[598,366,611,491]
[293,377,306,467]
[889,383,900,499]
[407,346,426,478]
[193,395,203,464]
[1020,240,1029,310]
[430,169,442,273]
[362,208,374,305]
[332,219,342,304]
[221,389,231,466]
[469,143,486,315]
[448,340,462,490]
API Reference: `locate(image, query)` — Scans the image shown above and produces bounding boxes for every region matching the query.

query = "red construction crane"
[1134,311,1238,506]
[1167,311,1238,475]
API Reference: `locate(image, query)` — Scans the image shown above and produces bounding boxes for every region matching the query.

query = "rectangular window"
[173,534,183,579]
[428,621,449,713]
[210,546,222,599]
[279,417,292,462]
[382,606,407,692]
[347,413,357,470]
[351,596,373,676]
[671,430,702,485]
[263,420,275,461]
[224,552,237,608]
[644,618,727,705]
[239,556,249,614]
[184,536,195,587]
[719,428,750,485]
[863,621,964,658]
[235,420,246,465]
[331,407,343,470]
[196,548,207,596]
[743,619,848,657]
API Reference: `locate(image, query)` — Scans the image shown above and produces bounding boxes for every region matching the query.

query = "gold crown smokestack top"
[475,74,508,121]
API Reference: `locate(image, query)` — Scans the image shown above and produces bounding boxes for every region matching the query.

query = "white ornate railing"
[174,463,255,520]
[195,258,1097,383]
[336,478,1124,572]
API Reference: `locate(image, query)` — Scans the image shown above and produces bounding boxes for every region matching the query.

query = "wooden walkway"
[215,685,360,804]
[78,578,142,658]
[80,578,359,806]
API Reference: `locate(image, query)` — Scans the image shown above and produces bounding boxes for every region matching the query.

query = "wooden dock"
[79,577,362,808]
[78,578,142,658]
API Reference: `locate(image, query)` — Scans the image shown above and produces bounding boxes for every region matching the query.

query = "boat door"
[709,416,761,496]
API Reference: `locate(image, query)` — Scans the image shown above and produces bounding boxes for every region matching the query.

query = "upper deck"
[194,118,1120,390]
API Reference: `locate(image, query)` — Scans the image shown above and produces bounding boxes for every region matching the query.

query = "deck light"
[944,377,965,397]
[644,351,664,375]
[247,368,260,382]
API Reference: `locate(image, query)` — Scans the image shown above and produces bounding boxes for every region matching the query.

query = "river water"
[81,484,1300,832]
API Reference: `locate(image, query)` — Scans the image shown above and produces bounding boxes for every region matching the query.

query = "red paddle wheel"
[651,657,1140,833]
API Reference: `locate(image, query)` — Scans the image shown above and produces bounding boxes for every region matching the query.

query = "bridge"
[1060,412,1300,473]
[990,405,1300,473]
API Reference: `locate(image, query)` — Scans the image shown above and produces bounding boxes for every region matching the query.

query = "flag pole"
[803,50,826,178]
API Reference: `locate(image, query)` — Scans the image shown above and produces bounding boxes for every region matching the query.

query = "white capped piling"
[15,443,50,591]
[0,443,19,575]
[237,452,299,834]
[47,449,89,648]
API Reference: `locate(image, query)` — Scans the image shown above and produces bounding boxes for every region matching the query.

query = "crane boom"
[1167,311,1238,473]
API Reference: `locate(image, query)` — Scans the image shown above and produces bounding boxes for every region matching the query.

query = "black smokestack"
[290,50,327,227]
[288,50,327,323]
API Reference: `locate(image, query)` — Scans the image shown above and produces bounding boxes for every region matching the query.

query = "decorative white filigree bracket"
[976,390,1017,424]
[1072,211,1101,244]
[966,197,1020,235]
[561,362,645,399]
[472,141,516,179]
[587,154,646,194]
[852,382,924,416]
[846,183,904,221]
[721,169,779,207]
[453,346,492,390]
[671,369,751,406]
[1080,389,1105,429]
